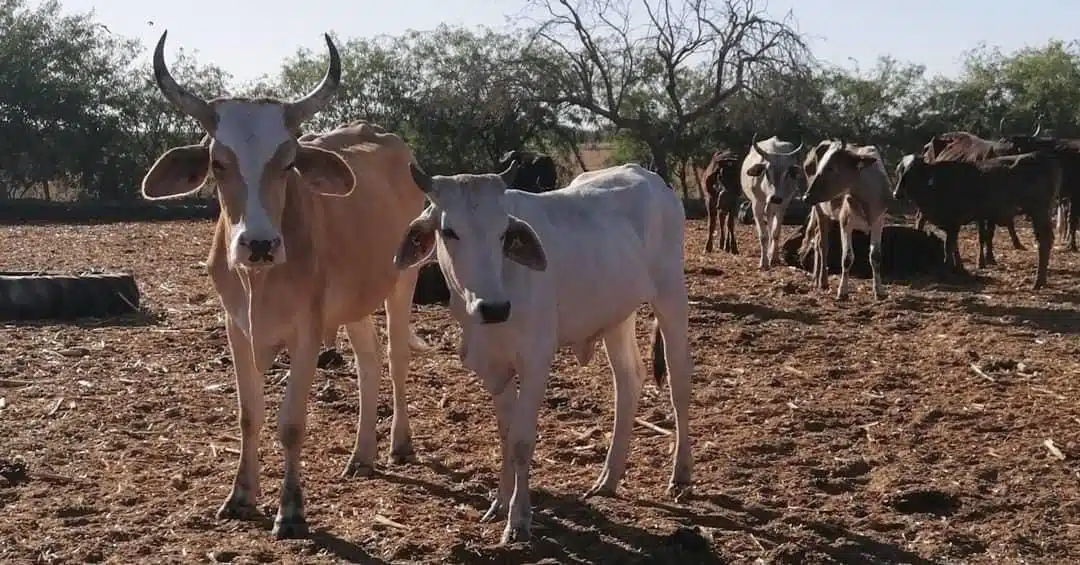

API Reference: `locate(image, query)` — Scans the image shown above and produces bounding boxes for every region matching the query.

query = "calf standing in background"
[740,134,805,269]
[701,149,743,254]
[393,162,693,545]
[801,140,893,299]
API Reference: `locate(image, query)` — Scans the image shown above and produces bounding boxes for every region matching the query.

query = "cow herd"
[119,32,1071,546]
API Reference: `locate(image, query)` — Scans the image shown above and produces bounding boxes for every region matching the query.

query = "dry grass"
[1,217,1079,564]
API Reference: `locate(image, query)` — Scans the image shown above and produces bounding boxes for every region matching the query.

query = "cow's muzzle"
[239,236,282,265]
[477,300,511,324]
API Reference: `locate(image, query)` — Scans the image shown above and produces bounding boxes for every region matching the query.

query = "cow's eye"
[440,228,459,240]
[283,161,295,171]
[211,160,225,172]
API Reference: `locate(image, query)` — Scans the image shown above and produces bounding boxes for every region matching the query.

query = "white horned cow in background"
[140,31,431,539]
[800,139,894,299]
[393,161,693,545]
[740,134,806,269]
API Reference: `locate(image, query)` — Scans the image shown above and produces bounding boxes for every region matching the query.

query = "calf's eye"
[441,228,459,240]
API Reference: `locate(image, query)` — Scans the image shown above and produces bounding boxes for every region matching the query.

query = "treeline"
[3,0,1079,201]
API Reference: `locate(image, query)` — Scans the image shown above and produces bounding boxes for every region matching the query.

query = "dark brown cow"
[701,149,743,254]
[994,133,1080,252]
[913,126,1038,260]
[496,150,558,192]
[894,151,1060,289]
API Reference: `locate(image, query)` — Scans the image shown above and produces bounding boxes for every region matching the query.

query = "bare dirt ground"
[2,217,1079,565]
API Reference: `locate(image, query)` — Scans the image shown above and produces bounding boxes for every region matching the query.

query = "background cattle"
[740,134,806,269]
[894,151,1060,289]
[700,149,743,254]
[994,131,1080,251]
[496,150,558,192]
[783,222,946,279]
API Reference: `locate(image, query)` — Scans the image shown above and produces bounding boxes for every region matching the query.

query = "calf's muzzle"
[477,300,512,324]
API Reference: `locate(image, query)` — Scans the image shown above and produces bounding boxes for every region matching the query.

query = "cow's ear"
[746,163,766,177]
[296,145,355,196]
[394,206,438,269]
[503,215,547,271]
[142,144,211,200]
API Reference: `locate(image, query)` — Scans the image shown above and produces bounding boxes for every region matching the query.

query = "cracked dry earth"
[1,217,1079,565]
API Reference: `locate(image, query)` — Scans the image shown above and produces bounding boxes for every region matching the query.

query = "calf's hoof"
[481,499,507,523]
[500,524,532,546]
[216,495,260,521]
[388,443,417,465]
[272,516,310,539]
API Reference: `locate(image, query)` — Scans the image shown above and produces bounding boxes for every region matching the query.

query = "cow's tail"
[650,318,667,387]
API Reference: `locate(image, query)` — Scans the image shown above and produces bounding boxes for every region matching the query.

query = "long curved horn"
[153,31,216,132]
[750,132,767,157]
[1032,114,1043,137]
[284,33,343,129]
[498,159,520,186]
[409,162,434,193]
[998,117,1007,136]
[777,140,804,156]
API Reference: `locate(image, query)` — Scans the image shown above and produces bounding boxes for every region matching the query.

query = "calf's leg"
[1006,219,1026,250]
[725,207,739,254]
[813,209,829,291]
[585,313,645,498]
[502,355,553,545]
[480,366,517,524]
[274,325,322,538]
[704,196,718,253]
[1068,201,1079,251]
[342,317,382,477]
[1032,212,1054,290]
[869,215,886,300]
[217,318,274,521]
[752,202,769,270]
[767,209,784,267]
[836,222,855,300]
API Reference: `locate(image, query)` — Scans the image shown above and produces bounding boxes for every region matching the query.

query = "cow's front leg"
[752,203,769,270]
[585,314,643,498]
[1006,219,1026,250]
[342,317,381,477]
[813,209,829,291]
[767,210,784,267]
[217,318,273,521]
[480,366,516,524]
[725,210,739,254]
[703,198,718,253]
[869,217,886,300]
[1068,203,1079,251]
[384,267,423,464]
[836,223,854,300]
[501,357,552,545]
[273,327,322,539]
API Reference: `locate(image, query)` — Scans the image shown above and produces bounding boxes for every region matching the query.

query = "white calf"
[394,162,693,545]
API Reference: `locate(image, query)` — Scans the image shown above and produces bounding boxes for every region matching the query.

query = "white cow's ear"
[394,207,438,269]
[503,215,547,271]
[746,163,766,177]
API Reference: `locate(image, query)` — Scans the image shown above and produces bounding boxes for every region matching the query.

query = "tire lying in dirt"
[413,263,450,305]
[0,271,140,322]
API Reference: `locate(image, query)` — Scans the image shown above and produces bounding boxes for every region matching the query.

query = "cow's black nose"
[247,238,281,263]
[477,300,511,324]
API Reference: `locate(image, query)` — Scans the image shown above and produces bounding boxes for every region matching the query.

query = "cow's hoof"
[216,498,260,521]
[667,481,693,502]
[272,516,309,539]
[583,483,617,499]
[341,459,376,478]
[388,444,417,465]
[481,499,506,523]
[500,524,532,546]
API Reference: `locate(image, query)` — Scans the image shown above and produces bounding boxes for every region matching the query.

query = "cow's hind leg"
[1068,200,1079,251]
[836,222,855,300]
[650,276,693,496]
[704,196,718,253]
[383,266,426,464]
[342,316,382,477]
[725,207,739,254]
[979,220,998,267]
[869,216,886,299]
[217,318,274,521]
[1032,210,1054,290]
[273,325,323,538]
[813,209,829,291]
[585,312,645,498]
[1006,218,1026,250]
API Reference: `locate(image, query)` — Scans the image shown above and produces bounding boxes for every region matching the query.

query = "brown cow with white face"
[140,31,430,539]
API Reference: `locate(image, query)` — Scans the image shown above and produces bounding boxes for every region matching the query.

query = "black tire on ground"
[0,272,140,321]
[412,263,450,305]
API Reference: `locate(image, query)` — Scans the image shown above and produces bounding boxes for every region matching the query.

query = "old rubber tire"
[0,271,140,321]
[412,263,450,305]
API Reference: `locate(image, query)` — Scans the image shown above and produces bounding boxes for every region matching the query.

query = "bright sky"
[47,0,1080,84]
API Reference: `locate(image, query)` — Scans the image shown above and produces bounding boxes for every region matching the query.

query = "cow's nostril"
[477,301,511,324]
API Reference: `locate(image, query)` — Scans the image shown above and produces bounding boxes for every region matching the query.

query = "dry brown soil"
[1,218,1079,564]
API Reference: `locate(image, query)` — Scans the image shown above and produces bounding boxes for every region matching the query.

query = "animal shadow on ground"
[309,529,393,565]
[640,492,943,565]
[690,295,819,326]
[901,270,991,293]
[379,465,725,564]
[961,301,1080,335]
[4,308,161,329]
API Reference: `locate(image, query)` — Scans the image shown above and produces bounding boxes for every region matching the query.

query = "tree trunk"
[646,142,671,186]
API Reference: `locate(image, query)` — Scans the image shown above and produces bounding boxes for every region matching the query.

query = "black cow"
[701,149,743,254]
[496,150,558,192]
[993,134,1080,252]
[894,152,1061,289]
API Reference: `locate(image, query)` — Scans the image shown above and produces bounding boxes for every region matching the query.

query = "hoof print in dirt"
[0,271,140,321]
[886,488,961,516]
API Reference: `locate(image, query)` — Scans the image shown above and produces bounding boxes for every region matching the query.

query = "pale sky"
[46,0,1080,84]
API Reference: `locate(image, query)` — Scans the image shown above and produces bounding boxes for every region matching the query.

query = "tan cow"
[140,31,429,539]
